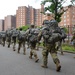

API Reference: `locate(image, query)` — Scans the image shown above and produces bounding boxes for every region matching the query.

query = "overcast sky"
[0,0,42,19]
[0,0,71,19]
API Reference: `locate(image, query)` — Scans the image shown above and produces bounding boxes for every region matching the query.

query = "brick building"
[60,5,75,34]
[0,19,4,31]
[4,15,16,31]
[16,5,51,28]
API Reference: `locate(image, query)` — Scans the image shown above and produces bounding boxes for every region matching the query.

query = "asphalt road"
[0,44,75,75]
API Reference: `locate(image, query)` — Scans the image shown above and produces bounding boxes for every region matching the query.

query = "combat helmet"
[49,19,58,28]
[30,24,35,28]
[42,20,49,25]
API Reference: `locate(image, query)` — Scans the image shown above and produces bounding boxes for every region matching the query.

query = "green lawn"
[62,44,75,53]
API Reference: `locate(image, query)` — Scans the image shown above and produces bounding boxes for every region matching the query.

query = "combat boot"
[29,51,33,59]
[8,45,10,48]
[35,58,39,62]
[34,55,39,62]
[41,65,48,68]
[13,47,16,51]
[29,56,32,59]
[61,52,64,55]
[56,63,61,72]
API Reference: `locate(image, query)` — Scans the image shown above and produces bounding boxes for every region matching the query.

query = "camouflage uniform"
[0,31,6,46]
[56,40,63,55]
[38,20,61,72]
[6,28,13,48]
[12,28,19,51]
[25,25,39,62]
[17,28,26,55]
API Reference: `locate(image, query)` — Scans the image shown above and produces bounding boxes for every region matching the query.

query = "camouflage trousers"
[36,42,40,50]
[29,43,39,62]
[18,41,26,55]
[2,38,6,46]
[56,41,63,55]
[42,43,60,67]
[12,37,16,51]
[6,37,11,48]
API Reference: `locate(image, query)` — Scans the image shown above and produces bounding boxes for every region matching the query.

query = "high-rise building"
[16,5,51,28]
[4,15,16,31]
[16,6,28,28]
[0,19,4,31]
[60,5,75,34]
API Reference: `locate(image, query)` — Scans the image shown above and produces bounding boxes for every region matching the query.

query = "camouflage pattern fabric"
[17,31,26,55]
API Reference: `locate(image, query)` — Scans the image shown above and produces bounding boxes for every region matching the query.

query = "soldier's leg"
[8,41,10,48]
[18,42,21,53]
[13,41,16,51]
[3,38,5,47]
[32,43,39,62]
[29,50,33,59]
[33,50,39,62]
[7,38,11,48]
[50,51,61,72]
[36,42,40,50]
[60,44,63,55]
[27,41,30,49]
[41,47,48,68]
[29,44,34,59]
[23,41,26,55]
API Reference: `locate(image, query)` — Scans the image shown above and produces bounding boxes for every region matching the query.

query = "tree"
[18,25,30,31]
[41,0,75,22]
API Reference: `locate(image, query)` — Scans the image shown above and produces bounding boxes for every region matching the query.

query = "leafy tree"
[19,25,30,31]
[41,0,75,22]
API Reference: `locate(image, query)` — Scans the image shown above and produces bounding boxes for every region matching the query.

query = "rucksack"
[18,31,26,41]
[1,31,6,38]
[12,31,19,38]
[29,34,38,43]
[6,30,12,37]
[42,27,62,44]
[29,28,39,43]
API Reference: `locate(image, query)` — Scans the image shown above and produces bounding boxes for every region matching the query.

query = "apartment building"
[16,6,28,28]
[0,19,4,31]
[60,5,75,34]
[4,15,16,31]
[16,5,51,28]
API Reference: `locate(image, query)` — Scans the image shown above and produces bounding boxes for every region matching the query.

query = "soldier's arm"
[38,30,42,41]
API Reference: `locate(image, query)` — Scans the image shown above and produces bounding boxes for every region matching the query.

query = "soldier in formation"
[38,19,67,72]
[11,28,19,51]
[0,21,67,72]
[17,28,26,55]
[25,24,39,62]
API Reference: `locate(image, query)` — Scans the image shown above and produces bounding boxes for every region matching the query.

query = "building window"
[64,20,66,22]
[64,16,66,18]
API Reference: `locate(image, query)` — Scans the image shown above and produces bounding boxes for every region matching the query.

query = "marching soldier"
[25,24,39,62]
[38,20,61,72]
[17,28,26,55]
